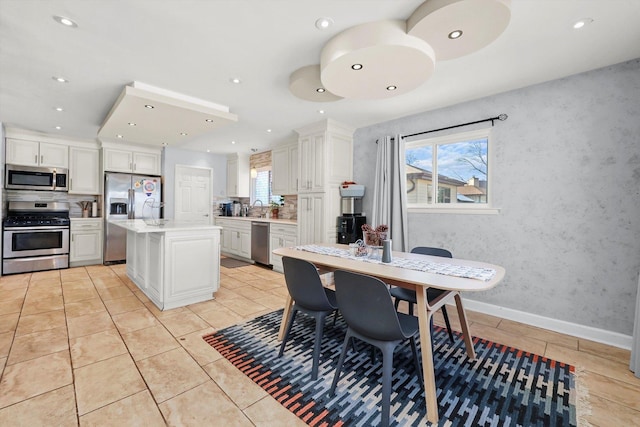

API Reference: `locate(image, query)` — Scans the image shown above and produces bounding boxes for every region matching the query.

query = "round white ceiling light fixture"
[289,64,343,102]
[144,104,154,109]
[229,77,242,84]
[407,0,511,61]
[320,20,435,99]
[315,17,334,30]
[53,15,77,28]
[573,18,593,29]
[52,76,68,83]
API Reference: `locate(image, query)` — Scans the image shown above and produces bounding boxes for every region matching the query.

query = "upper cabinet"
[226,153,250,197]
[295,119,354,194]
[103,147,161,175]
[271,141,298,195]
[69,147,100,194]
[6,138,68,168]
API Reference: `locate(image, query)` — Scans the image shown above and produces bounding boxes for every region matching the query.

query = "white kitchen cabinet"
[69,146,100,194]
[226,153,250,197]
[270,223,298,273]
[70,219,103,266]
[271,141,298,195]
[215,217,252,260]
[297,193,327,245]
[103,147,161,175]
[295,119,354,245]
[6,138,68,168]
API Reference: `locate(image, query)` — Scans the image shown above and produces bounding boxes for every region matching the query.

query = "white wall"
[161,146,226,219]
[353,59,640,336]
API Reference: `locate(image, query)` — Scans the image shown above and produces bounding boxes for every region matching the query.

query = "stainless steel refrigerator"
[104,172,162,263]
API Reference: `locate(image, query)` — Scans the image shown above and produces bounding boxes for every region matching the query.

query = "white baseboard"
[460,298,633,351]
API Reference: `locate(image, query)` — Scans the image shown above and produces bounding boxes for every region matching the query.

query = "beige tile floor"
[0,261,638,426]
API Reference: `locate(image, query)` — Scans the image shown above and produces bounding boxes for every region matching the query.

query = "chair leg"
[310,313,327,380]
[330,331,352,395]
[278,309,298,357]
[441,306,455,343]
[408,302,414,316]
[409,337,423,391]
[394,298,400,311]
[380,345,395,427]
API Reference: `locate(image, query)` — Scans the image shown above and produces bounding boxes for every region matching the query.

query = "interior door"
[175,165,212,223]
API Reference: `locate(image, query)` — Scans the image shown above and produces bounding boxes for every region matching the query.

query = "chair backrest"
[411,247,452,258]
[334,270,405,341]
[282,256,334,311]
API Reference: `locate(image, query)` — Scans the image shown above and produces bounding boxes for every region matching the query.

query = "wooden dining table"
[272,244,506,424]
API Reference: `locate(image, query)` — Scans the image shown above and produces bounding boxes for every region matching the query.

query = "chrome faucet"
[252,199,265,217]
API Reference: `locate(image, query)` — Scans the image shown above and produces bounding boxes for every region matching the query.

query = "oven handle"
[3,226,70,231]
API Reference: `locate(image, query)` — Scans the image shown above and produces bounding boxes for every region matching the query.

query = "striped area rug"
[203,310,577,426]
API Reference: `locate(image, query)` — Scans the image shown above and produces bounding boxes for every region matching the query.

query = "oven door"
[3,227,70,258]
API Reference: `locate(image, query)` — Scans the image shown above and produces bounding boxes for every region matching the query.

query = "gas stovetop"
[3,201,70,228]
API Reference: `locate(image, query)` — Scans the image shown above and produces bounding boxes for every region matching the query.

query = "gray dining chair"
[330,270,423,427]
[389,246,456,343]
[278,256,339,380]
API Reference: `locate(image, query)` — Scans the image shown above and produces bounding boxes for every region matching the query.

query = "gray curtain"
[371,135,408,252]
[631,272,640,378]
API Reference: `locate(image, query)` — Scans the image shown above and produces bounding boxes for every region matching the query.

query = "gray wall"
[353,59,640,336]
[161,146,227,219]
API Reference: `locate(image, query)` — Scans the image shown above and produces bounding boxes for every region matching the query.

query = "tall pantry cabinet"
[296,119,354,245]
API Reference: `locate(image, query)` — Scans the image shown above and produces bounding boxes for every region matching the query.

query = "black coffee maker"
[337,214,366,244]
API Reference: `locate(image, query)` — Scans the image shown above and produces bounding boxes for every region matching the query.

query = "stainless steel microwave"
[5,165,68,191]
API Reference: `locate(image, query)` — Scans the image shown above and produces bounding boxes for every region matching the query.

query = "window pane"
[437,138,488,204]
[254,170,270,204]
[406,145,433,204]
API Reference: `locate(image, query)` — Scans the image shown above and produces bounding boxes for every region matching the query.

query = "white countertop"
[109,219,222,233]
[214,216,297,225]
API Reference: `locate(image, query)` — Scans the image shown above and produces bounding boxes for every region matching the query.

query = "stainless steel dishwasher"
[251,222,270,265]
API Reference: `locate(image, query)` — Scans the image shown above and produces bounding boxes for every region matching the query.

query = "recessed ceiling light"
[180,132,188,136]
[128,122,136,126]
[205,118,214,123]
[448,30,463,39]
[206,149,210,153]
[53,15,77,28]
[55,126,62,130]
[386,85,397,91]
[318,110,325,114]
[266,129,272,133]
[52,76,68,83]
[573,18,593,29]
[144,104,154,109]
[231,140,236,145]
[55,107,63,112]
[315,17,334,30]
[316,87,326,93]
[230,78,242,84]
[351,64,363,70]
[116,134,123,138]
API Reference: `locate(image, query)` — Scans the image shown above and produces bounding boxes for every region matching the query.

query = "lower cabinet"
[215,218,252,260]
[269,223,298,273]
[70,219,103,267]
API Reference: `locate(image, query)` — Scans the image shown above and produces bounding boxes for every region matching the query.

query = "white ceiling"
[1,0,639,155]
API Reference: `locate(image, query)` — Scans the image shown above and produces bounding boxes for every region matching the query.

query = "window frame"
[405,127,499,215]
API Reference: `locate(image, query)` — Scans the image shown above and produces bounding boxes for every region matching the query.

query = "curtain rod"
[401,113,508,139]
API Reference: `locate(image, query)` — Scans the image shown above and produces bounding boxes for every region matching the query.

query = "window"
[251,167,282,207]
[405,128,493,211]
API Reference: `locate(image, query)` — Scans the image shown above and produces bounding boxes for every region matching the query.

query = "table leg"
[277,294,293,340]
[454,293,476,360]
[415,287,439,424]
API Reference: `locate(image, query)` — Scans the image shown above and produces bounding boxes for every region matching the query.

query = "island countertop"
[109,219,222,233]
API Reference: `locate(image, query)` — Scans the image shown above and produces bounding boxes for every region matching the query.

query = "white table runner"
[296,245,496,281]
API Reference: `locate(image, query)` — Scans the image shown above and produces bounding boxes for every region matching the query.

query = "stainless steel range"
[2,201,70,275]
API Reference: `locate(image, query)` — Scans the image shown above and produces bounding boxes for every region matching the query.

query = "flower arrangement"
[361,224,388,247]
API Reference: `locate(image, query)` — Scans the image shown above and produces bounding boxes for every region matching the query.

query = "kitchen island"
[109,219,221,310]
